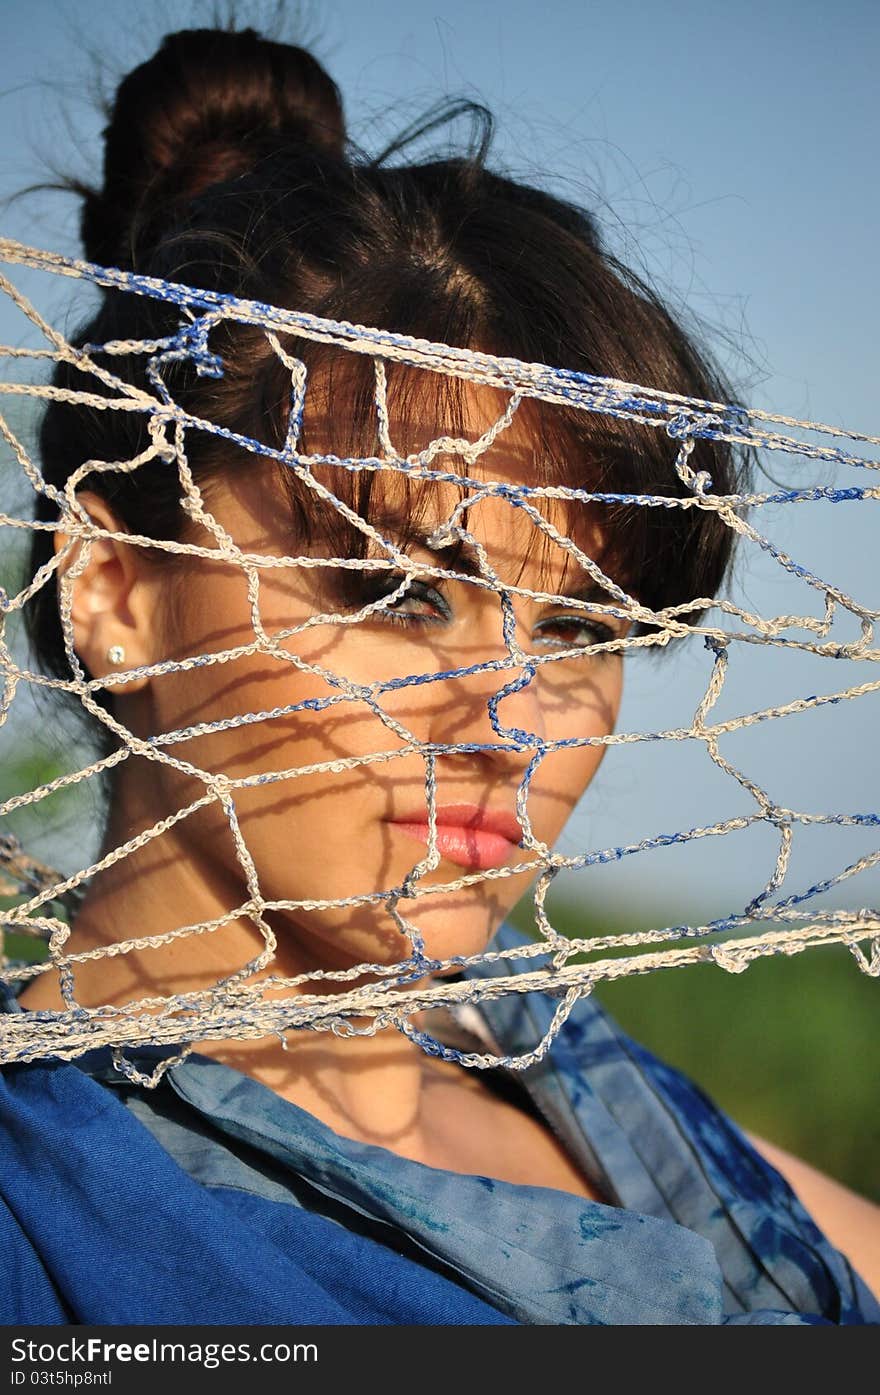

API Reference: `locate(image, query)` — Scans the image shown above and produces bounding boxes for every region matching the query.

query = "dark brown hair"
[25,24,750,765]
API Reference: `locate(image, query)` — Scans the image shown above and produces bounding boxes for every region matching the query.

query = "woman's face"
[125,381,629,979]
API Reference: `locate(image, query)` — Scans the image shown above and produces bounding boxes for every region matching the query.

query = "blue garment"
[0,921,877,1325]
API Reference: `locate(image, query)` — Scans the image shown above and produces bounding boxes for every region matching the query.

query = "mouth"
[387,803,524,872]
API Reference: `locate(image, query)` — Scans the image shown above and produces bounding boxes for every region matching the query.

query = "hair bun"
[81,26,346,267]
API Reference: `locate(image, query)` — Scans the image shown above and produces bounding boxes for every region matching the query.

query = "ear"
[53,490,153,694]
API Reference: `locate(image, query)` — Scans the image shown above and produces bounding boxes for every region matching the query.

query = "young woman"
[1,24,878,1325]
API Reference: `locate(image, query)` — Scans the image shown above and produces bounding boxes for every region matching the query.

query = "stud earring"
[106,644,126,665]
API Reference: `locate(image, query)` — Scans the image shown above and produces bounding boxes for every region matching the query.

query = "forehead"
[301,364,609,582]
[304,358,535,449]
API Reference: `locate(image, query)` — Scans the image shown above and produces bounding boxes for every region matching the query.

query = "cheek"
[538,656,623,732]
[522,742,607,839]
[524,661,622,828]
[148,558,380,752]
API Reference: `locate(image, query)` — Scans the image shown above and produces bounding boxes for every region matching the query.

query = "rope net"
[1,237,878,1088]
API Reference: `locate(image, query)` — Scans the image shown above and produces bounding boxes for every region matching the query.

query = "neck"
[17,790,460,1157]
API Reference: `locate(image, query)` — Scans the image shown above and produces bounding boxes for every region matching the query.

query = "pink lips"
[388,803,524,871]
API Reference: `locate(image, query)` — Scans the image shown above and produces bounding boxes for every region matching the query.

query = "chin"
[270,875,520,984]
[389,888,511,970]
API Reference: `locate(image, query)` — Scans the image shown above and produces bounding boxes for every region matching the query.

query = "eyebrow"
[370,510,621,611]
[372,512,482,577]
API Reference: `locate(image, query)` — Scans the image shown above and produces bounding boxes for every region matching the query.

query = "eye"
[356,572,451,626]
[531,615,619,652]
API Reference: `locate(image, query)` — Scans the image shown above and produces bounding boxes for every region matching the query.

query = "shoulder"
[743,1129,880,1299]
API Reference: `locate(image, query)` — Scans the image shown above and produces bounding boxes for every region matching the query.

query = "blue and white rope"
[0,237,877,1087]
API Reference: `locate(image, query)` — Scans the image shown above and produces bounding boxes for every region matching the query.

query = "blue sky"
[1,0,878,930]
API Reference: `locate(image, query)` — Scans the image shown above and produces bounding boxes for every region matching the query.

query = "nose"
[425,632,547,769]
